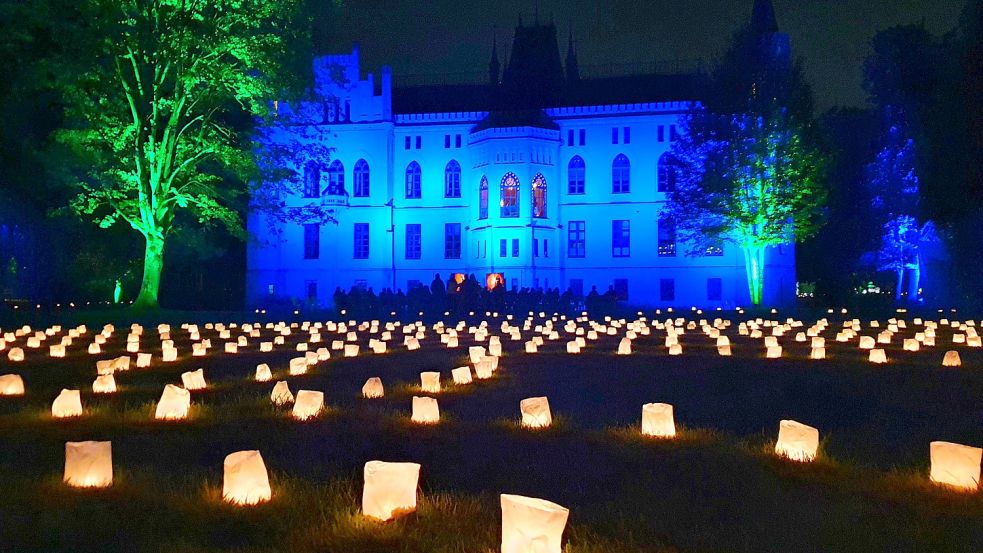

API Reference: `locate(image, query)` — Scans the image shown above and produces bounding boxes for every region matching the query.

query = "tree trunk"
[907,255,921,304]
[894,268,904,302]
[133,233,165,310]
[742,246,765,306]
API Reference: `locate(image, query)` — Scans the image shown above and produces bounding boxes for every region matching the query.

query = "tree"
[664,109,826,305]
[865,117,936,302]
[51,0,317,309]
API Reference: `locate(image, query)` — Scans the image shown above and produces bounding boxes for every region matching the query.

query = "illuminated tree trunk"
[742,246,765,305]
[894,268,904,302]
[133,233,165,310]
[907,255,921,304]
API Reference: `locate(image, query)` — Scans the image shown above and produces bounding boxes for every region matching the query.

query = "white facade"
[247,46,796,308]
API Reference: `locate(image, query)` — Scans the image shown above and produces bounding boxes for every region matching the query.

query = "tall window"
[567,221,585,258]
[612,154,630,193]
[568,156,585,194]
[353,223,369,259]
[353,159,370,197]
[658,215,676,257]
[405,224,421,260]
[479,176,489,219]
[658,152,680,192]
[326,160,345,195]
[444,160,461,198]
[405,161,421,199]
[511,238,519,257]
[444,223,461,259]
[500,172,519,218]
[612,219,630,257]
[499,239,507,257]
[303,162,320,198]
[303,223,319,259]
[532,173,547,218]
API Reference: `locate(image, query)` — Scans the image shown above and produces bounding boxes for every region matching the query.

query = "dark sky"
[322,0,966,111]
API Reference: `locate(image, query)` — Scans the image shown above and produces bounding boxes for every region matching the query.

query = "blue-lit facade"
[248,21,796,308]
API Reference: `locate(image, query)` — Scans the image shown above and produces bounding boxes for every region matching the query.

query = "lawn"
[0,313,981,552]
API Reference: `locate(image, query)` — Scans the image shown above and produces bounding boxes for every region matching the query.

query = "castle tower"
[565,29,579,83]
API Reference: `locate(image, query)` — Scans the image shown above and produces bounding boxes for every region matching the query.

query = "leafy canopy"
[663,109,826,254]
[53,0,315,240]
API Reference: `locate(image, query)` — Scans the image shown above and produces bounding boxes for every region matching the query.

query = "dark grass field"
[0,314,982,552]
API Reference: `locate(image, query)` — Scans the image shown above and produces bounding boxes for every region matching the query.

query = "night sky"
[321,0,965,111]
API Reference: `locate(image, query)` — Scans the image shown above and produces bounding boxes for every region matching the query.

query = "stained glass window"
[405,161,421,199]
[532,173,547,218]
[445,160,461,198]
[479,176,488,219]
[500,172,519,218]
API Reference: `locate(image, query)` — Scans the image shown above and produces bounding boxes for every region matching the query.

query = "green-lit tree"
[664,109,827,305]
[51,0,321,309]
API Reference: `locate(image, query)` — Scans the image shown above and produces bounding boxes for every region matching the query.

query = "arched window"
[478,176,489,219]
[612,154,630,193]
[500,172,519,218]
[326,160,345,195]
[532,173,547,218]
[303,162,320,198]
[658,152,680,192]
[353,159,370,197]
[405,161,421,199]
[444,160,461,198]
[568,156,585,194]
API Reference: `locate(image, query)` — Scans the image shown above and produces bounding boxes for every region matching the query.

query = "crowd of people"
[330,273,624,320]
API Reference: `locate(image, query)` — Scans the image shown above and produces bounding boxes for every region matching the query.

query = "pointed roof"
[751,0,779,35]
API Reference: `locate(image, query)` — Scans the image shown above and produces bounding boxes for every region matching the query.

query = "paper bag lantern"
[362,377,384,398]
[260,342,273,352]
[617,338,632,355]
[162,347,177,362]
[641,403,676,438]
[942,350,961,367]
[903,339,920,352]
[468,346,486,364]
[500,494,569,553]
[810,347,826,360]
[372,341,387,354]
[0,374,25,395]
[565,341,580,354]
[344,344,359,357]
[271,381,294,405]
[292,390,324,420]
[255,363,272,382]
[52,389,83,418]
[49,344,66,358]
[452,366,472,385]
[930,441,982,491]
[525,341,538,353]
[362,460,421,521]
[155,384,191,420]
[411,396,439,424]
[420,372,441,393]
[289,357,308,376]
[474,358,494,379]
[668,344,683,355]
[775,420,819,462]
[8,347,25,361]
[859,336,875,349]
[223,450,271,505]
[811,337,825,349]
[92,375,117,394]
[224,342,238,354]
[520,397,552,428]
[181,369,207,390]
[136,352,152,367]
[64,441,112,488]
[868,348,887,364]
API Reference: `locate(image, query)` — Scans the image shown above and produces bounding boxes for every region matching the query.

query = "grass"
[0,314,981,552]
